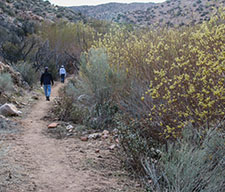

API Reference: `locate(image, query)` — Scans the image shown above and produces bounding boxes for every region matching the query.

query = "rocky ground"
[0,79,143,192]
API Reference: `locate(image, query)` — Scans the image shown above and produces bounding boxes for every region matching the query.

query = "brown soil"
[0,79,142,192]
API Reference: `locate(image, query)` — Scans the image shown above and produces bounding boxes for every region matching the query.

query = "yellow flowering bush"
[147,12,225,139]
[93,10,225,140]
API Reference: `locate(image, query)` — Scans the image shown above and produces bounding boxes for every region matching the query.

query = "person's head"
[45,66,48,72]
[61,65,64,68]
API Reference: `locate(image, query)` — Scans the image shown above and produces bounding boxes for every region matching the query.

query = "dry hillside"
[0,0,84,48]
[70,2,155,21]
[70,0,225,27]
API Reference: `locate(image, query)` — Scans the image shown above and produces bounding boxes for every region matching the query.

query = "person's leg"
[44,85,48,100]
[61,74,65,83]
[62,74,65,83]
[47,84,51,100]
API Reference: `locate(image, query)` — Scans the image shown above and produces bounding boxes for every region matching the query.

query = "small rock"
[82,131,88,135]
[13,100,20,106]
[95,149,100,153]
[135,183,141,187]
[80,136,88,141]
[77,94,89,102]
[48,122,58,128]
[31,95,39,100]
[112,128,118,134]
[17,111,22,115]
[88,133,101,140]
[11,96,16,100]
[87,143,92,147]
[102,134,108,139]
[109,144,116,150]
[0,115,7,119]
[115,138,119,143]
[0,103,21,116]
[102,130,109,139]
[66,125,74,130]
[102,130,109,135]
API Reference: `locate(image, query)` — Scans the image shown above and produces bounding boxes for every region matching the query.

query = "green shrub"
[85,100,118,130]
[0,2,6,9]
[2,42,21,64]
[80,48,122,105]
[118,121,225,191]
[79,48,125,129]
[117,115,161,174]
[54,48,124,130]
[0,27,8,43]
[6,0,14,3]
[16,62,38,87]
[0,73,14,95]
[53,80,89,124]
[56,13,63,18]
[141,127,225,191]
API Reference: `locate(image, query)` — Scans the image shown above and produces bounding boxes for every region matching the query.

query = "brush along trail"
[3,78,141,192]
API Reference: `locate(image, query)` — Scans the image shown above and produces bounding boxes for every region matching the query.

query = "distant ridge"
[70,0,225,27]
[70,2,155,21]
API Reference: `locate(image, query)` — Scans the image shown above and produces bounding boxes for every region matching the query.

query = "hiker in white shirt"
[59,65,66,83]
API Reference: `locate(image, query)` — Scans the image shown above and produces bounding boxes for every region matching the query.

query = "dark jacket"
[40,71,54,85]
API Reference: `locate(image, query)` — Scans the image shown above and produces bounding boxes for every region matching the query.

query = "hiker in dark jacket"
[40,67,54,101]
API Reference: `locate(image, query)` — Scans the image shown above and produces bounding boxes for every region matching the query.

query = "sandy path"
[0,73,144,192]
[10,79,141,192]
[21,80,84,192]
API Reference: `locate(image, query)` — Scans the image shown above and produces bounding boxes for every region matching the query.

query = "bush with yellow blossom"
[147,11,225,139]
[93,10,225,141]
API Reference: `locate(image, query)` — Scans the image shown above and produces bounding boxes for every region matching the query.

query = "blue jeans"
[43,84,51,97]
[61,74,65,83]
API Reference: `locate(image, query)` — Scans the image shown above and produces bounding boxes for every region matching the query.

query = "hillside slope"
[70,2,155,20]
[70,0,225,27]
[0,0,84,51]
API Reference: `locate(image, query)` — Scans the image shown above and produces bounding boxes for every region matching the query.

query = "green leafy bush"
[80,48,125,129]
[0,73,14,95]
[16,62,38,87]
[80,48,123,106]
[1,42,21,64]
[54,48,124,129]
[53,79,89,124]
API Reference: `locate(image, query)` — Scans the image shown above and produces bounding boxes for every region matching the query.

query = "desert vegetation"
[0,0,87,88]
[54,8,225,191]
[0,0,224,191]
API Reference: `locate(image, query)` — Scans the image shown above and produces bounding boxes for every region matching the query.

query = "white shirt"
[59,67,66,76]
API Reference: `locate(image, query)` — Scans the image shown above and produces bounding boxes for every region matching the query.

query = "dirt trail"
[21,80,82,192]
[8,79,140,192]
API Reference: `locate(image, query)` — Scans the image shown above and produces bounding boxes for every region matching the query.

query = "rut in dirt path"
[21,80,83,192]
